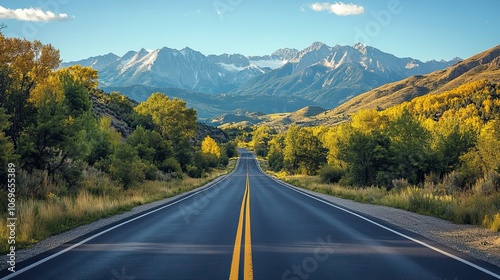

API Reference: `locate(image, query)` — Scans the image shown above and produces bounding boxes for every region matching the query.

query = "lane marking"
[229,169,254,280]
[251,154,500,280]
[3,157,243,280]
[229,180,247,280]
[244,172,254,280]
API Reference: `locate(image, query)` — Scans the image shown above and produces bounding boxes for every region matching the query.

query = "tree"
[385,109,430,184]
[284,127,327,175]
[135,93,197,141]
[127,126,174,165]
[87,116,121,165]
[0,36,61,149]
[268,134,285,171]
[201,136,221,158]
[134,93,197,169]
[108,144,146,188]
[18,97,88,186]
[252,126,272,157]
[338,130,391,186]
[0,109,15,183]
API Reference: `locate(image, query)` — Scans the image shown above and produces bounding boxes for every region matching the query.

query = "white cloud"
[0,6,71,22]
[309,2,364,16]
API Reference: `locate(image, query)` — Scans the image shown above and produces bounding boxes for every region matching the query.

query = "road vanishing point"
[2,150,500,280]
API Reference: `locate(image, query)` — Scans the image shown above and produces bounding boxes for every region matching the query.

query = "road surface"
[2,150,500,279]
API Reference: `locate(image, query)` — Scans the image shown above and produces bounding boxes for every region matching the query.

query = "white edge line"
[253,156,500,279]
[3,157,242,279]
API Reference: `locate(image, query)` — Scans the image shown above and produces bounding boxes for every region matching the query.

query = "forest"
[248,79,500,231]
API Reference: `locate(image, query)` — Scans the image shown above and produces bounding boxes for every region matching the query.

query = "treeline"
[250,79,500,194]
[0,35,235,200]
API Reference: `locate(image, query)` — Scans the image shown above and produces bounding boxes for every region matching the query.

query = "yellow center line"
[244,172,253,279]
[229,170,253,280]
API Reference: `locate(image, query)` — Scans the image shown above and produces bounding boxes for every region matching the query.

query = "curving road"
[2,150,500,279]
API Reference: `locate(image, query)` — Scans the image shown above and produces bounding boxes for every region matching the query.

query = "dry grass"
[279,174,500,232]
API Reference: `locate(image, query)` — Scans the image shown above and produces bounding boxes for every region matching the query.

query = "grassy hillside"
[309,45,500,125]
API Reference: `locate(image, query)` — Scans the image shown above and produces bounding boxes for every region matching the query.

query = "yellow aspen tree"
[201,136,221,158]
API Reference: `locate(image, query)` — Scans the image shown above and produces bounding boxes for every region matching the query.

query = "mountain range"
[63,42,461,118]
[219,44,500,128]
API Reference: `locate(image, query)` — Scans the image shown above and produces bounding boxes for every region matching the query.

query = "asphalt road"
[2,150,500,279]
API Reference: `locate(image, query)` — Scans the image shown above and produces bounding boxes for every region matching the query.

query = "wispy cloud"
[0,5,71,22]
[309,2,364,16]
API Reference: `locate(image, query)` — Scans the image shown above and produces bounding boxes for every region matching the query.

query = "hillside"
[213,106,327,129]
[89,89,228,143]
[307,45,500,125]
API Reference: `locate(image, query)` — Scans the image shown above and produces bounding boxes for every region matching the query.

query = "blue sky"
[1,0,499,62]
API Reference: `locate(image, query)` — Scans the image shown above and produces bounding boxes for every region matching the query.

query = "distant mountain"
[231,42,461,107]
[61,53,120,71]
[301,44,500,126]
[63,42,459,110]
[64,48,288,93]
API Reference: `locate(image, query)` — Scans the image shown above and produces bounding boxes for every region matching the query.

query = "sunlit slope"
[311,45,500,125]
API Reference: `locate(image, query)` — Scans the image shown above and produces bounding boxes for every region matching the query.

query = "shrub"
[143,162,159,181]
[108,144,145,188]
[319,165,344,184]
[443,171,464,194]
[473,171,500,196]
[158,157,182,177]
[391,178,410,190]
[186,164,202,178]
[484,213,500,232]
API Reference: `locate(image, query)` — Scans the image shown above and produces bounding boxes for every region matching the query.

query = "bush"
[483,213,500,232]
[81,167,121,197]
[158,157,182,178]
[391,178,410,190]
[108,144,145,188]
[143,162,159,181]
[473,171,500,196]
[443,171,464,194]
[186,164,202,178]
[319,165,344,184]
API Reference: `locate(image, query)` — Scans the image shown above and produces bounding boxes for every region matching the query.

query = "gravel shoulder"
[2,175,499,272]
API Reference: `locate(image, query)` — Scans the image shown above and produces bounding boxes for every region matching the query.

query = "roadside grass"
[274,174,500,232]
[0,159,237,254]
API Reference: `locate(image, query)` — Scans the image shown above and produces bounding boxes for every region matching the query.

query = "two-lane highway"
[2,150,500,279]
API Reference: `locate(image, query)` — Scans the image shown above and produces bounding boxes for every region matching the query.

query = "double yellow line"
[229,169,253,280]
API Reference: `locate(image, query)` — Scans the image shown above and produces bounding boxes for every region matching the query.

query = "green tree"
[18,98,88,186]
[268,134,285,172]
[385,109,430,184]
[0,109,15,183]
[252,126,272,157]
[87,117,121,165]
[134,93,197,169]
[338,130,391,186]
[127,126,174,165]
[135,93,197,141]
[284,127,327,175]
[108,144,146,188]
